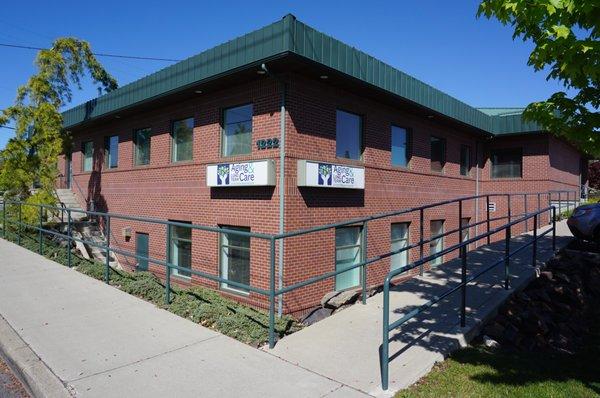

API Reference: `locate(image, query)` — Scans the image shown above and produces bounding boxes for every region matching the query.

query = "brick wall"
[57,74,583,315]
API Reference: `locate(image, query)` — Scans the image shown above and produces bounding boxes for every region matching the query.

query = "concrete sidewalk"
[0,238,367,398]
[269,221,573,397]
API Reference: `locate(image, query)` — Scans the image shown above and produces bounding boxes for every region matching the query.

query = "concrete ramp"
[268,221,573,397]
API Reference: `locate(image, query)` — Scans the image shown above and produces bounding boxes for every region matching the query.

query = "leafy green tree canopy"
[0,38,117,204]
[478,0,599,156]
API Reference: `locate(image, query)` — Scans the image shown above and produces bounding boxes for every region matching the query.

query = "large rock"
[301,307,333,326]
[321,290,360,309]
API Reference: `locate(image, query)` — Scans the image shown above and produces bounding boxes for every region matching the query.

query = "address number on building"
[256,138,279,150]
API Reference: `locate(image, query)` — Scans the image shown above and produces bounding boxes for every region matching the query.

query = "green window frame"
[134,128,151,166]
[82,141,93,172]
[491,148,522,179]
[171,118,194,162]
[391,126,410,167]
[460,145,471,176]
[222,104,253,157]
[335,226,362,290]
[219,226,251,294]
[391,223,410,271]
[169,222,192,278]
[430,220,444,266]
[430,136,446,172]
[336,110,362,160]
[104,135,119,169]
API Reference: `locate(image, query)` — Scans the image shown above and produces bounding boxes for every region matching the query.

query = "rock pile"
[483,246,600,353]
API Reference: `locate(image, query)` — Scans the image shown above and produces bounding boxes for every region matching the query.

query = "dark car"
[567,203,600,243]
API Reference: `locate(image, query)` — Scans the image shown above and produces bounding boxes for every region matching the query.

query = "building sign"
[297,160,365,189]
[206,160,275,187]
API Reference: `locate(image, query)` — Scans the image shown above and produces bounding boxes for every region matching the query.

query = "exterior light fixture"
[194,90,203,94]
[115,115,121,119]
[257,70,266,75]
[320,75,328,79]
[427,115,434,119]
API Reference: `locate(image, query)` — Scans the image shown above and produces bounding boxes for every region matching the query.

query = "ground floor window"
[220,226,251,294]
[169,222,192,278]
[335,226,362,290]
[430,220,444,266]
[391,223,409,271]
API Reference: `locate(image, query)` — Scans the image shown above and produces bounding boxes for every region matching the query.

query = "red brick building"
[57,15,586,315]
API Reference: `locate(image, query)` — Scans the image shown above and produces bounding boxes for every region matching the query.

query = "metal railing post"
[486,195,491,245]
[67,210,72,268]
[537,193,541,214]
[361,221,368,305]
[458,199,463,247]
[460,240,467,327]
[2,200,5,239]
[269,237,276,349]
[381,279,390,391]
[104,215,111,284]
[419,208,424,275]
[552,206,556,252]
[532,214,538,267]
[504,225,510,290]
[548,192,552,225]
[524,194,528,231]
[558,192,562,216]
[507,194,512,224]
[165,225,172,305]
[38,205,43,254]
[17,202,22,246]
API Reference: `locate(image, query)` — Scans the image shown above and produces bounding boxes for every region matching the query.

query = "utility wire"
[0,43,182,62]
[0,126,16,130]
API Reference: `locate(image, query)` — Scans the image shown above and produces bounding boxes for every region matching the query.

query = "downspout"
[474,140,480,247]
[261,63,285,317]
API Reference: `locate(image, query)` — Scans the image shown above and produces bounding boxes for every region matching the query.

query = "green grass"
[396,315,600,398]
[0,225,301,346]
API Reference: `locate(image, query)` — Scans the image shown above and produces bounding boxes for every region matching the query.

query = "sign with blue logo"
[297,160,365,189]
[207,160,275,187]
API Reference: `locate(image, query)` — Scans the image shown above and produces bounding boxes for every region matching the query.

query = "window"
[222,104,252,156]
[391,126,410,167]
[336,110,362,160]
[430,220,444,266]
[82,141,93,172]
[430,136,446,172]
[134,128,151,166]
[491,148,522,178]
[220,226,251,294]
[172,118,194,162]
[169,222,192,278]
[460,145,471,176]
[335,226,362,290]
[104,135,119,169]
[391,223,409,271]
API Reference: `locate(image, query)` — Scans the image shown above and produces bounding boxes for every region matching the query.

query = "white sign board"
[207,160,275,187]
[297,160,365,189]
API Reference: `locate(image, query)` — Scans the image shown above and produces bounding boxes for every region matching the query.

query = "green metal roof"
[62,14,543,136]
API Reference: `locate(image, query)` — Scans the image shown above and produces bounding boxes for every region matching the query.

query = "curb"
[0,314,72,398]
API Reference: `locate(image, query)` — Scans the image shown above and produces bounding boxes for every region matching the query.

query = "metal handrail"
[0,190,576,351]
[380,206,557,390]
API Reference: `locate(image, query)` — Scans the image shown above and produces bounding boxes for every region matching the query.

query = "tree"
[0,38,117,214]
[478,0,599,156]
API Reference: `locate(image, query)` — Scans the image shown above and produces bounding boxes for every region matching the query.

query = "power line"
[0,43,182,62]
[0,126,16,130]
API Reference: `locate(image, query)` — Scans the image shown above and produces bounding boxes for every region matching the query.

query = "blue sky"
[0,0,568,149]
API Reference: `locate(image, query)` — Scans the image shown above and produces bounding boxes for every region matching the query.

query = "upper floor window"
[491,148,522,178]
[82,141,93,172]
[460,145,471,176]
[222,104,253,156]
[336,110,362,160]
[430,136,446,172]
[134,128,151,166]
[172,118,193,162]
[104,135,119,169]
[391,126,409,167]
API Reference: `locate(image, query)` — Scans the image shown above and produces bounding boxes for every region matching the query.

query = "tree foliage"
[0,38,117,205]
[478,0,599,156]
